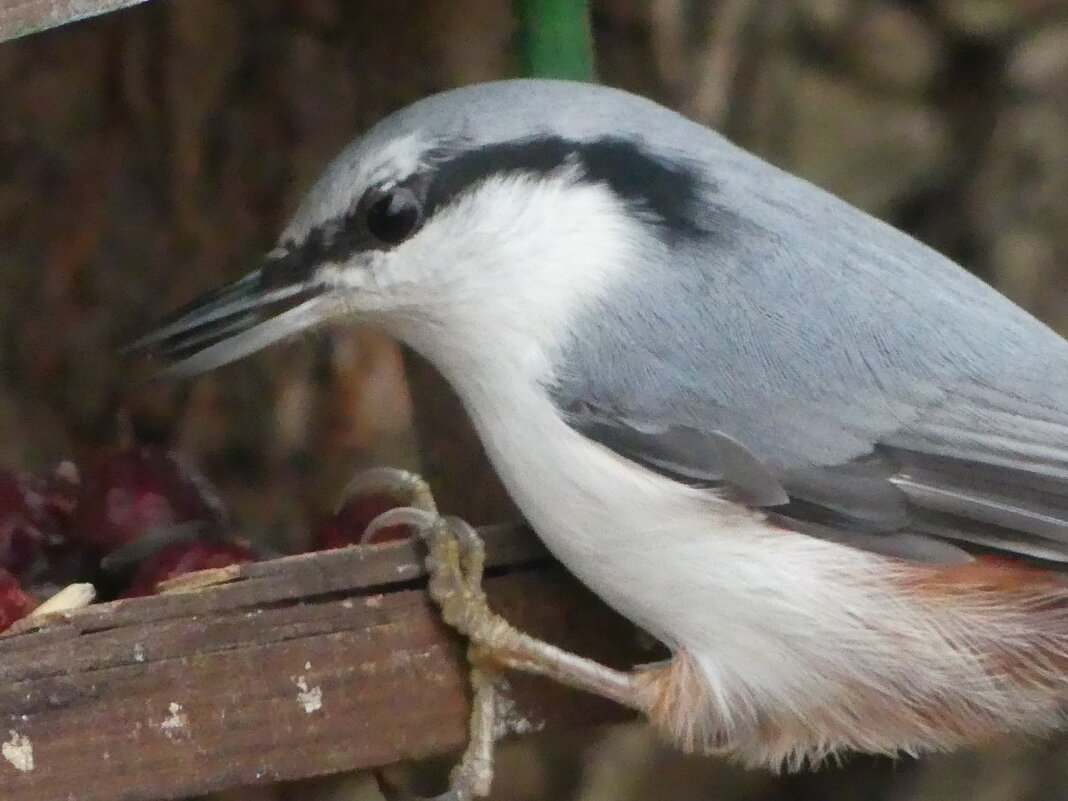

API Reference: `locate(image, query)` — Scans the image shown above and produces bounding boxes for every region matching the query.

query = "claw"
[363,506,441,545]
[339,466,437,515]
[443,516,485,587]
[442,516,482,551]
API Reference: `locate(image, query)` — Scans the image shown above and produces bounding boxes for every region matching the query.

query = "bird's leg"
[399,507,729,763]
[351,467,498,801]
[365,508,650,713]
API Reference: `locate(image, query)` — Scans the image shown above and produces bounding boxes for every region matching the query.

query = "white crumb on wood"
[160,703,188,739]
[28,583,95,618]
[2,731,34,772]
[293,676,323,713]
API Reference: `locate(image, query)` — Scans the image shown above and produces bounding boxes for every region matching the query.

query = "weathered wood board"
[0,0,153,42]
[0,530,650,801]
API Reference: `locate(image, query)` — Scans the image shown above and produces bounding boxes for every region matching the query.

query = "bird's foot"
[370,500,650,717]
[352,468,495,800]
[365,499,498,801]
[360,467,651,799]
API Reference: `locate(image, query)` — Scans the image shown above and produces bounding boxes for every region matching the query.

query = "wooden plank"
[0,0,153,42]
[0,530,653,801]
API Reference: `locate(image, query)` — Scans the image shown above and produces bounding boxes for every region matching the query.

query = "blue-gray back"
[525,82,1068,564]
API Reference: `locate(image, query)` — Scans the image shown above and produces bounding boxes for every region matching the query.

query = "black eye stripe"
[423,136,707,241]
[264,207,366,288]
[275,134,709,281]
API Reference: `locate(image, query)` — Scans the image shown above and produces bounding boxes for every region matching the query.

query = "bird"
[133,78,1068,773]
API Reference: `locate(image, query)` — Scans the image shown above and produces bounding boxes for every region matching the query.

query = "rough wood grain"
[0,529,653,801]
[0,0,152,41]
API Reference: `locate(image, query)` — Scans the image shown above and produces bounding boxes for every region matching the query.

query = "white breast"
[458,373,894,702]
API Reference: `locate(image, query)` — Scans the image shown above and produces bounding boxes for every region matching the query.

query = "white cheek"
[317,252,389,299]
[392,171,648,382]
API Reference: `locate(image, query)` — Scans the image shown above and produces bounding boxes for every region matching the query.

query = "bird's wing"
[559,370,1068,566]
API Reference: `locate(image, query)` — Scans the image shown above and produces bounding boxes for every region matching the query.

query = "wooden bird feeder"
[0,528,649,801]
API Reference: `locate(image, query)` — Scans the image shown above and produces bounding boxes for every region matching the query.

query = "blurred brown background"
[3,0,1068,799]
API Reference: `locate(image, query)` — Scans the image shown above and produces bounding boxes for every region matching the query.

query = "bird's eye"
[362,185,423,245]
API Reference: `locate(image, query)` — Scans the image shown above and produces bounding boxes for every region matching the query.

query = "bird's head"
[134,79,708,385]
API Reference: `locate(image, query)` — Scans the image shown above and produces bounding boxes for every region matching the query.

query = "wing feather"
[559,376,1068,567]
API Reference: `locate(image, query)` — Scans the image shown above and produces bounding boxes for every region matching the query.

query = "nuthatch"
[135,79,1068,772]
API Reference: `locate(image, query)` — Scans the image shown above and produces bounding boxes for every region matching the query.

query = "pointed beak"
[128,249,334,378]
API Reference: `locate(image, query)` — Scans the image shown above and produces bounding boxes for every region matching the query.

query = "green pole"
[513,0,595,81]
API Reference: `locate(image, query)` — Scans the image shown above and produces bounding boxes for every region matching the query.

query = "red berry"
[315,491,409,550]
[121,540,258,598]
[0,568,38,632]
[70,446,227,552]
